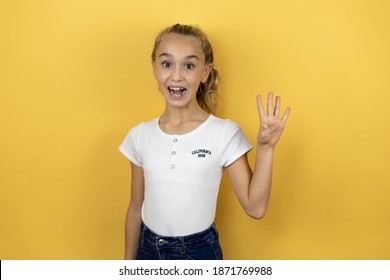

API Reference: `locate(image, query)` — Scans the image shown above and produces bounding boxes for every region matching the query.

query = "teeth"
[168,87,186,97]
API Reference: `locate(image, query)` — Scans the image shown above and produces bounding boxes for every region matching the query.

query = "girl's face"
[152,34,212,111]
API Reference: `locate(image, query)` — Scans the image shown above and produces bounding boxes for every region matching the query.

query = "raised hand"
[256,92,290,148]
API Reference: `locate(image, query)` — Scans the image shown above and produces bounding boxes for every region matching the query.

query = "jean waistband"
[140,222,219,248]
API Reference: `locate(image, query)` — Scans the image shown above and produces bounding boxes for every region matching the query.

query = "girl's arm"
[124,162,144,259]
[227,92,290,219]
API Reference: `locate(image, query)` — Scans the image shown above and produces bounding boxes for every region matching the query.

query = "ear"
[152,60,157,79]
[201,64,213,83]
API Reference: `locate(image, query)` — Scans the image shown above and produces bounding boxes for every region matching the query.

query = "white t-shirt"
[119,115,252,236]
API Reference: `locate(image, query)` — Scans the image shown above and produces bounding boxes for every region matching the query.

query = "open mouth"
[168,86,187,97]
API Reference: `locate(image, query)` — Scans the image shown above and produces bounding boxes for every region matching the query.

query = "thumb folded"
[261,123,279,138]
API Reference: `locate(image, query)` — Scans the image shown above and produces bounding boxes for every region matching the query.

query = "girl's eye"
[161,62,171,68]
[184,63,195,70]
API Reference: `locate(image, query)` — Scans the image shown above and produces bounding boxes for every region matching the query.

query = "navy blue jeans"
[136,222,223,260]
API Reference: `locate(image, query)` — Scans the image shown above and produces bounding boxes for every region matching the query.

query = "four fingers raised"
[257,92,290,124]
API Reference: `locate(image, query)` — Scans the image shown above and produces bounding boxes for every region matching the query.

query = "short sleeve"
[220,120,253,167]
[119,123,144,167]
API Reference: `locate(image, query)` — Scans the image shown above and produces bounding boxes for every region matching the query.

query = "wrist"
[256,143,275,153]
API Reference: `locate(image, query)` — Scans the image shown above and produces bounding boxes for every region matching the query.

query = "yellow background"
[1,0,389,259]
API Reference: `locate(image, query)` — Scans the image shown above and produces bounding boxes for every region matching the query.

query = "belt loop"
[140,222,147,242]
[212,223,219,238]
[179,236,186,254]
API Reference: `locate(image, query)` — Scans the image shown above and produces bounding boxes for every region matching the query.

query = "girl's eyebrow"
[159,53,200,60]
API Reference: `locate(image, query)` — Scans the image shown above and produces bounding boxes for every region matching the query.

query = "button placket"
[170,137,178,169]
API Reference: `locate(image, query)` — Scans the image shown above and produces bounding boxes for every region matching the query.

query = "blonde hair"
[151,24,219,114]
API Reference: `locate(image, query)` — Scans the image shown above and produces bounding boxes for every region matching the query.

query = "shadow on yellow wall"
[1,0,389,259]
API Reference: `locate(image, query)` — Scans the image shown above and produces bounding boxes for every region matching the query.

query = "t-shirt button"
[173,138,178,142]
[172,151,176,155]
[170,164,175,169]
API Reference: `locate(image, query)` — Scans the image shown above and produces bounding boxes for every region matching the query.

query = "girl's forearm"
[247,145,275,219]
[124,205,142,260]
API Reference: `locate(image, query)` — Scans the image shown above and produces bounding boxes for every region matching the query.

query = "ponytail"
[197,65,219,114]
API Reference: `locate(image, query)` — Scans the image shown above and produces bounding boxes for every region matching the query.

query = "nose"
[171,67,183,81]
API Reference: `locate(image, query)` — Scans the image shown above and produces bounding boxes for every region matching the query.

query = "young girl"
[119,24,290,260]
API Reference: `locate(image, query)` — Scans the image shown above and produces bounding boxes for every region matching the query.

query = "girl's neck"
[160,104,208,122]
